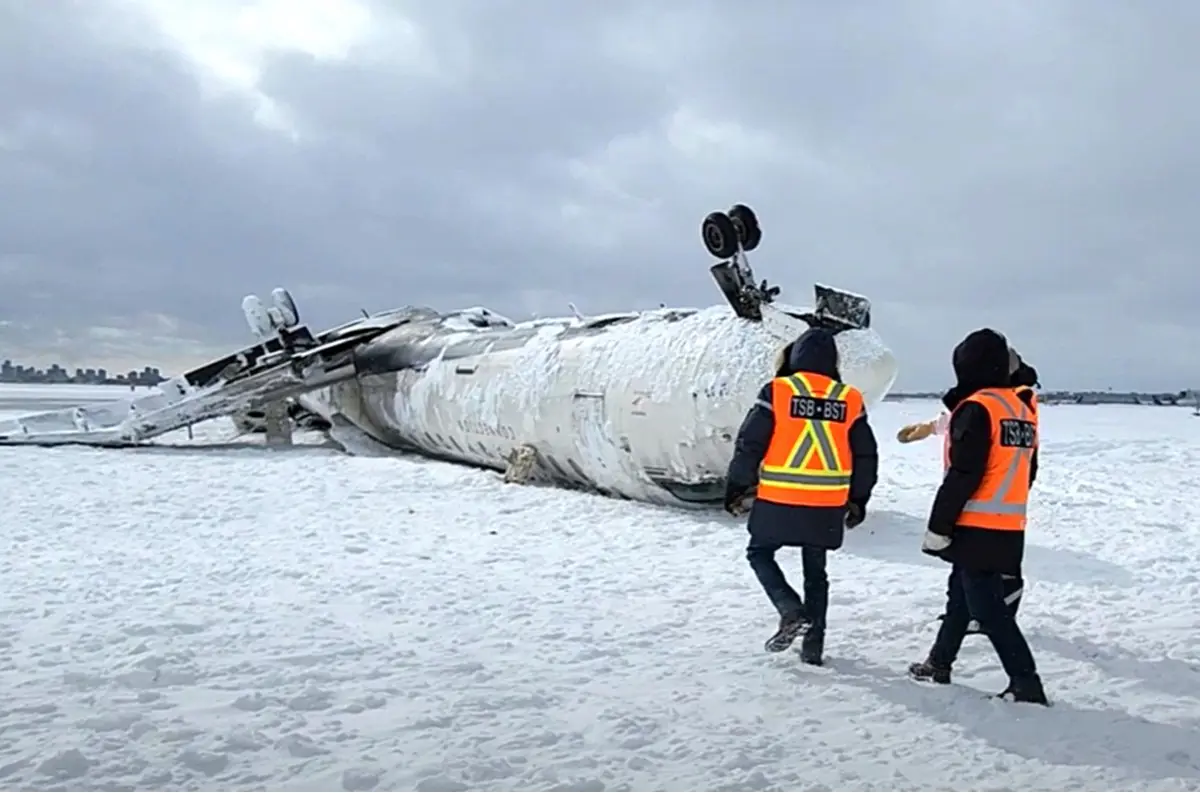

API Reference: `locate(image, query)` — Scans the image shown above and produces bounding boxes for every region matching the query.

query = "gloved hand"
[724,486,750,516]
[896,421,937,444]
[921,530,952,557]
[845,502,865,529]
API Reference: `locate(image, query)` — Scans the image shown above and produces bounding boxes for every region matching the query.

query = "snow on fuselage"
[303,304,897,506]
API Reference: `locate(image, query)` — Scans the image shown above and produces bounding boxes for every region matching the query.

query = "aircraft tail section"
[0,285,424,447]
[0,352,351,446]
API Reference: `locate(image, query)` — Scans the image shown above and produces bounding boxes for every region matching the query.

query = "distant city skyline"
[887,389,1196,407]
[1,359,165,386]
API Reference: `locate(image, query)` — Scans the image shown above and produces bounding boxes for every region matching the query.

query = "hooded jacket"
[725,328,879,549]
[1009,351,1039,390]
[927,328,1038,574]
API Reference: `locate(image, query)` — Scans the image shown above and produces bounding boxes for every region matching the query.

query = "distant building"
[886,389,1191,406]
[0,359,165,386]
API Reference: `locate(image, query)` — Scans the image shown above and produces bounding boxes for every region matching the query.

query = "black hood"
[1009,348,1040,388]
[942,328,1012,410]
[778,327,841,380]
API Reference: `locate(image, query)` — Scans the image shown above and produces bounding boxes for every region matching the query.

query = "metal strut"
[0,319,404,447]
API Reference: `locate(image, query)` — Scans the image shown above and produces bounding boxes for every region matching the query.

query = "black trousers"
[962,573,1023,633]
[746,539,828,632]
[930,564,1038,680]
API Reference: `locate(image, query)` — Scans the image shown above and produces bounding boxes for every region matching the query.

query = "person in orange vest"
[911,329,1047,704]
[899,346,1039,637]
[724,327,878,665]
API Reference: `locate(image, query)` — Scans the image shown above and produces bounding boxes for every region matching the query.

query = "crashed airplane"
[0,204,899,507]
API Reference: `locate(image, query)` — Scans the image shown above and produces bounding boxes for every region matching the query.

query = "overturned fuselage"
[299,300,896,505]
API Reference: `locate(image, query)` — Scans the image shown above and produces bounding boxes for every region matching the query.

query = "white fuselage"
[303,304,898,506]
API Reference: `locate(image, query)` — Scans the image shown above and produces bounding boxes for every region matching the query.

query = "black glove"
[845,502,865,529]
[724,486,749,516]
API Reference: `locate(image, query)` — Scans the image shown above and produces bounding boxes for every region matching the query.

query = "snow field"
[2,399,1199,791]
[0,384,159,418]
[0,384,155,402]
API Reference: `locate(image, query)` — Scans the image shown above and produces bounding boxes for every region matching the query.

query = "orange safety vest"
[758,372,865,508]
[942,387,1037,532]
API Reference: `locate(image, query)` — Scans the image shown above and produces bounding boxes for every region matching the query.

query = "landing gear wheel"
[728,204,761,252]
[241,294,273,338]
[704,202,777,321]
[271,287,300,329]
[702,211,740,259]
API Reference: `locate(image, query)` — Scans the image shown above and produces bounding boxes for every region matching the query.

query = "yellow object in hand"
[896,420,937,444]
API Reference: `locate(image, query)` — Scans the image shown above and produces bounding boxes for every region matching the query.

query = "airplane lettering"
[457,419,516,440]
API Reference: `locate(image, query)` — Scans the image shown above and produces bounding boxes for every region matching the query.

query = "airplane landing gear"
[703,204,778,321]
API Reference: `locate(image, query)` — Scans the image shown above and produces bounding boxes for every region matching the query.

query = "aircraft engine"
[271,287,300,329]
[241,295,273,338]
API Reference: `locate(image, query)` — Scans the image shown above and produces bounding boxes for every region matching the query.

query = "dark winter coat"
[927,329,1038,575]
[725,328,879,550]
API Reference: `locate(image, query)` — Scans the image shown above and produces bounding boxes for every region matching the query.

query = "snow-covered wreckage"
[0,204,899,507]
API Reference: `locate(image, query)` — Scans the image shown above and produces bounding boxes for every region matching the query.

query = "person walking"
[901,346,1040,638]
[910,329,1047,704]
[724,327,878,665]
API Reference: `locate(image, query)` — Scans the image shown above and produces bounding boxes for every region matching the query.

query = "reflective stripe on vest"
[757,372,864,508]
[943,388,1036,532]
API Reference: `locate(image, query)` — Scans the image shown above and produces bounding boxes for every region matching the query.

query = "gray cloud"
[1,0,1197,390]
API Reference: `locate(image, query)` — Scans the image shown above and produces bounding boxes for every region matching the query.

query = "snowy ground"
[2,387,1200,791]
[0,383,161,415]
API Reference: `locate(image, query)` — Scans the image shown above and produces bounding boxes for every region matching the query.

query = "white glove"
[933,412,950,435]
[921,530,951,554]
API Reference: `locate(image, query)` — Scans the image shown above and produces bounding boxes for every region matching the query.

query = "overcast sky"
[2,0,1197,390]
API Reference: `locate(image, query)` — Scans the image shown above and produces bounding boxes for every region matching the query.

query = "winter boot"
[764,613,809,653]
[908,655,952,684]
[799,628,824,666]
[997,674,1048,705]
